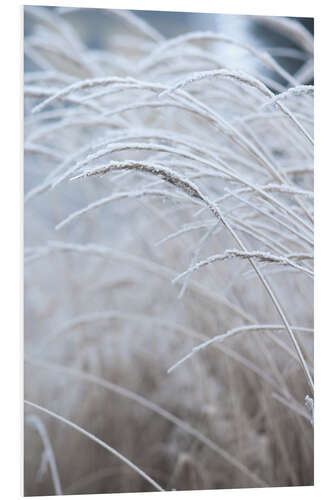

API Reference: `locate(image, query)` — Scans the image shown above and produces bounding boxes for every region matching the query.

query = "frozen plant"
[24,6,314,495]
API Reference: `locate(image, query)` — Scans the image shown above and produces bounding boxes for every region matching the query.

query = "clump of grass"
[24,6,314,495]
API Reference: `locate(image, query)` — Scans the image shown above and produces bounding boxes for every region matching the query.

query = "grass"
[24,6,314,495]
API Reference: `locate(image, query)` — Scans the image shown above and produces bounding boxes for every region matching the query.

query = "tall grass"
[24,6,314,495]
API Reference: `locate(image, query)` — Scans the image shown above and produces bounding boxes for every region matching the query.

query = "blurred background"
[24,7,313,82]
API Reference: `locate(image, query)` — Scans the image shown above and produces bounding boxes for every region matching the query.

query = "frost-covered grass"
[24,6,314,495]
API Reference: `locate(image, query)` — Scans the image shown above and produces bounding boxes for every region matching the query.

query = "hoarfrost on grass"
[24,6,314,495]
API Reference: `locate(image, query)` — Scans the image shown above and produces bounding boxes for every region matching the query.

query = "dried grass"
[24,6,314,495]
